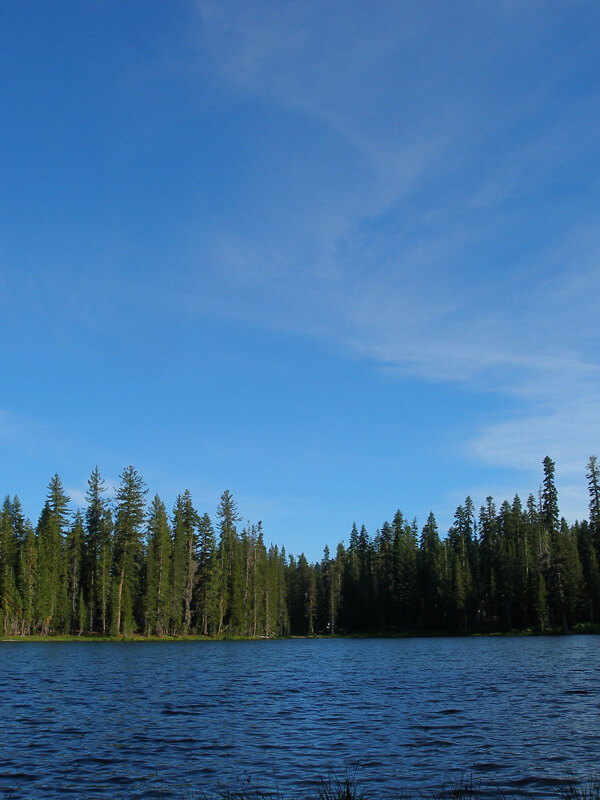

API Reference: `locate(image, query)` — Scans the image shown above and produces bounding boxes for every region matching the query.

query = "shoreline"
[2,623,599,643]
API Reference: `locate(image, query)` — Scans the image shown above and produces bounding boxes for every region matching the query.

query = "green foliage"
[146,495,172,636]
[112,466,147,636]
[84,466,111,633]
[215,490,243,636]
[3,456,600,638]
[196,512,216,635]
[65,511,85,634]
[169,490,200,635]
[542,456,560,535]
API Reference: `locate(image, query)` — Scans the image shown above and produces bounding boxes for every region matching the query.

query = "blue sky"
[2,1,599,559]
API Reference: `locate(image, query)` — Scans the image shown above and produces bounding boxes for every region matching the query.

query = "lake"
[0,636,599,799]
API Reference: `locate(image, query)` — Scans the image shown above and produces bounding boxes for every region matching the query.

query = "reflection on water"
[0,637,599,798]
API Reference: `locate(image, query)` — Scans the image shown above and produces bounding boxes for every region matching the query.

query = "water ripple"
[1,637,599,798]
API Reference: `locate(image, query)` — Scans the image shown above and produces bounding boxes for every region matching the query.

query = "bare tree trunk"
[253,547,258,637]
[184,536,195,634]
[116,567,125,635]
[156,551,164,637]
[265,573,270,638]
[89,571,94,633]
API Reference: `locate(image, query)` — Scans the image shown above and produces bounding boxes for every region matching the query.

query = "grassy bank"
[2,622,600,643]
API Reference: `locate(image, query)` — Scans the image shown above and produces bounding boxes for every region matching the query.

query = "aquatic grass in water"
[150,772,600,800]
[144,766,600,800]
[560,774,600,800]
[2,772,599,799]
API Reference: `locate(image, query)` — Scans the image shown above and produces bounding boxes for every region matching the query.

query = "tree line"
[1,456,599,637]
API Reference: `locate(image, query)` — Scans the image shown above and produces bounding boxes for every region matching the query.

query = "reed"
[171,771,600,800]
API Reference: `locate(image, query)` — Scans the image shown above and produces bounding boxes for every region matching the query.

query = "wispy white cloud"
[0,410,27,440]
[471,399,600,474]
[66,476,121,511]
[66,488,87,509]
[181,2,600,518]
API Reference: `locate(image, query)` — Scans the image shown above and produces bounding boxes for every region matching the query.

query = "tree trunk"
[116,566,125,635]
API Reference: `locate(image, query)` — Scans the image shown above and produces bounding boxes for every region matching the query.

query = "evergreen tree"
[586,455,600,556]
[438,540,454,629]
[497,499,520,631]
[330,542,344,634]
[170,495,188,634]
[180,491,199,634]
[274,544,290,636]
[196,512,216,635]
[112,466,147,635]
[4,455,599,639]
[18,514,36,636]
[84,466,109,632]
[392,511,418,630]
[535,571,548,632]
[418,512,442,629]
[214,490,242,636]
[65,511,85,634]
[146,495,172,636]
[318,543,343,635]
[341,523,361,631]
[34,475,70,634]
[264,541,280,637]
[357,525,375,630]
[574,520,600,622]
[240,521,268,637]
[557,517,583,629]
[478,497,499,625]
[542,456,559,535]
[448,499,477,629]
[451,551,467,631]
[77,587,87,636]
[508,494,533,630]
[540,458,576,632]
[34,503,53,633]
[374,521,394,629]
[242,522,260,636]
[96,508,113,634]
[294,553,316,635]
[0,497,21,635]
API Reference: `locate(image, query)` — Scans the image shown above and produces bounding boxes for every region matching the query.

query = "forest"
[1,456,599,638]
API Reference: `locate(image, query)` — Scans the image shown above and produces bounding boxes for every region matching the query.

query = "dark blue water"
[0,637,599,799]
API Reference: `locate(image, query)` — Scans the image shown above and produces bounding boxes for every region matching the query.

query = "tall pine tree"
[112,466,147,635]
